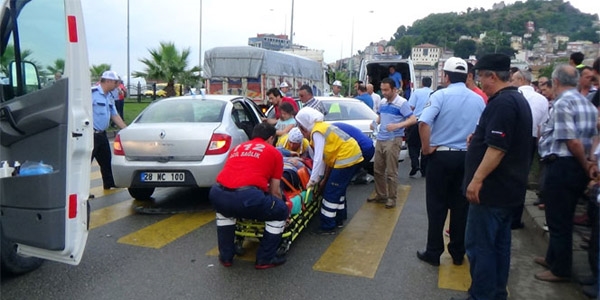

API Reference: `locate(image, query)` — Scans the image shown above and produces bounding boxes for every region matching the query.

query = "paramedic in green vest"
[295,107,364,235]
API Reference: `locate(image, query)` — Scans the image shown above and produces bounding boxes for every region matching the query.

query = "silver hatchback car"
[111,95,264,200]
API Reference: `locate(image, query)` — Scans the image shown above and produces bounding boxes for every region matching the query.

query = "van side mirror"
[9,61,41,95]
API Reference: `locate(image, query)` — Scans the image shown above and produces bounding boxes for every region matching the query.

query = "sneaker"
[385,199,396,209]
[218,256,233,267]
[366,196,386,203]
[255,256,286,270]
[313,228,336,235]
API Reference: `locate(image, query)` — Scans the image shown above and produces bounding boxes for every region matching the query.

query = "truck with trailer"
[1,0,92,275]
[203,46,329,108]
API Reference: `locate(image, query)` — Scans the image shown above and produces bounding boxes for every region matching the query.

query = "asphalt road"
[0,160,589,300]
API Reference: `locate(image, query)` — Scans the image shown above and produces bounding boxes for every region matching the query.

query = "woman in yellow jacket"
[295,107,363,235]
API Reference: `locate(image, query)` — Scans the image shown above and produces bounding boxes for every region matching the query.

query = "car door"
[0,0,91,273]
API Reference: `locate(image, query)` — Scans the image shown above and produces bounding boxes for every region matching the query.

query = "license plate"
[140,172,185,182]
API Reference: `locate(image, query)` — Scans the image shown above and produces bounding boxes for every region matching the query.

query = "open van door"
[0,0,91,274]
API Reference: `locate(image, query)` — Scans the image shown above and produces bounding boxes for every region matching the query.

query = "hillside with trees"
[389,0,599,59]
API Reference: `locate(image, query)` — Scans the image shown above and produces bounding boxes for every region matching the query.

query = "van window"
[1,1,67,102]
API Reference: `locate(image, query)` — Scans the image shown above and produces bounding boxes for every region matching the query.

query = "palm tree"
[133,42,200,97]
[47,59,65,77]
[1,45,34,73]
[90,64,112,84]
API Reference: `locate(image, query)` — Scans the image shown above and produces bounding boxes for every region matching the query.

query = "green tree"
[47,59,65,77]
[90,64,112,83]
[133,42,200,97]
[1,45,34,73]
[454,39,477,59]
[394,36,417,59]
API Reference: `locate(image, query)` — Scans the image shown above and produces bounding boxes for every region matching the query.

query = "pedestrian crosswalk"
[88,166,470,290]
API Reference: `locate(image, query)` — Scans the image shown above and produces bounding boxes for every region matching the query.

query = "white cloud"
[81,0,599,81]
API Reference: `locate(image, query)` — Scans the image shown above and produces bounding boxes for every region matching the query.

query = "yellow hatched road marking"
[89,200,137,229]
[117,211,215,249]
[438,213,471,291]
[312,185,410,278]
[206,240,259,262]
[89,186,123,199]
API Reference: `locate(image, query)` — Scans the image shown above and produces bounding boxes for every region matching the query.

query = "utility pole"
[199,0,203,87]
[289,0,294,48]
[127,0,130,100]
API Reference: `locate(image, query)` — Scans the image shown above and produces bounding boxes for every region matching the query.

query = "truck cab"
[1,0,91,275]
[358,54,416,99]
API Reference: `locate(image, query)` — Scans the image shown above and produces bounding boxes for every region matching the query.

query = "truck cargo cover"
[204,46,322,81]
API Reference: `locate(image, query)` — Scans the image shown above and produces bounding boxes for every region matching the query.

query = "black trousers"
[424,151,468,259]
[406,123,427,173]
[92,131,115,188]
[543,157,588,277]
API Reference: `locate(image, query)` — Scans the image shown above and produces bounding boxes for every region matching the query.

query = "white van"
[358,54,416,99]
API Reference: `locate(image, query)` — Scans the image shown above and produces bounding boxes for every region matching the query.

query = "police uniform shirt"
[92,85,118,131]
[463,86,533,207]
[419,82,485,149]
[408,86,433,118]
[377,95,413,141]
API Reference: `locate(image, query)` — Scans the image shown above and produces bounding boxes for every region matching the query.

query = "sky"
[81,0,600,83]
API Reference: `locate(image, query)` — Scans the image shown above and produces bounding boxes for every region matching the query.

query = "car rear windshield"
[135,99,226,123]
[323,101,377,121]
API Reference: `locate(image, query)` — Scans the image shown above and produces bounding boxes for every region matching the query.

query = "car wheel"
[0,234,43,276]
[128,187,155,200]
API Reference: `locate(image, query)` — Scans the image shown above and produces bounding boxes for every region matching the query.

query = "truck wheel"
[1,235,43,276]
[128,187,155,200]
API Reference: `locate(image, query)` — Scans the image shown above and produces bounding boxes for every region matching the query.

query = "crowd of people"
[202,51,600,299]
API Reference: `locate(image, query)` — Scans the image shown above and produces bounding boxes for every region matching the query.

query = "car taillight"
[206,133,232,155]
[113,134,125,156]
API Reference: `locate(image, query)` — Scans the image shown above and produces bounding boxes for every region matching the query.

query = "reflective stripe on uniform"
[322,198,339,210]
[265,220,286,234]
[334,153,363,167]
[216,212,236,226]
[320,208,337,218]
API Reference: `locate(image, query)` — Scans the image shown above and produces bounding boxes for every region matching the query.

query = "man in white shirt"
[367,83,381,112]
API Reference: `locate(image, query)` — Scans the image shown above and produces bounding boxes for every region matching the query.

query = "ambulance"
[0,0,92,274]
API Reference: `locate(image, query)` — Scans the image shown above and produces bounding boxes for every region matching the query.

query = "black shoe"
[582,283,598,298]
[255,256,286,270]
[409,168,420,177]
[103,184,116,190]
[416,250,440,266]
[336,221,344,228]
[511,222,525,230]
[313,228,336,235]
[452,256,464,266]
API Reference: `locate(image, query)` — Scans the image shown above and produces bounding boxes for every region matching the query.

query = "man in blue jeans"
[457,54,532,300]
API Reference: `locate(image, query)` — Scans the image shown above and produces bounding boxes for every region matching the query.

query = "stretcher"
[234,164,320,256]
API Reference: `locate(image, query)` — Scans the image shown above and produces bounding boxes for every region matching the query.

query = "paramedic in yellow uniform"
[295,107,363,235]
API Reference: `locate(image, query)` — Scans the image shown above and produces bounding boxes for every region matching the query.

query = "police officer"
[92,71,127,189]
[210,123,289,269]
[295,107,364,234]
[416,57,485,267]
[330,80,343,97]
[279,81,291,97]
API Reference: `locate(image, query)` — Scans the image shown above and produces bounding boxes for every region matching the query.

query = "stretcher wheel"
[234,237,245,256]
[277,239,291,256]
